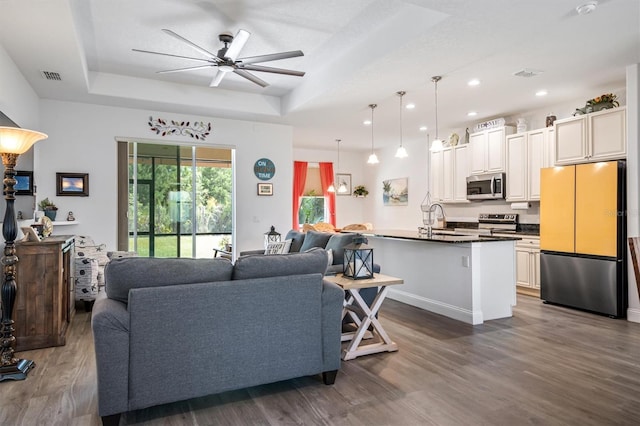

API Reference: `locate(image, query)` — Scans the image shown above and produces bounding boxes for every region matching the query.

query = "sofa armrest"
[321,280,345,371]
[91,294,130,417]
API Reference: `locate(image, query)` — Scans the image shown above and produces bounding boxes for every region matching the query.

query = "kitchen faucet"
[419,202,446,237]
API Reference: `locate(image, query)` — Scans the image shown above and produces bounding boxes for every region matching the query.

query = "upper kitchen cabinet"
[469,126,515,174]
[554,107,626,165]
[506,127,553,202]
[429,144,469,203]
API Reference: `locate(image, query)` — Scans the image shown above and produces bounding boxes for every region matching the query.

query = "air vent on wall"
[40,70,62,81]
[513,68,543,78]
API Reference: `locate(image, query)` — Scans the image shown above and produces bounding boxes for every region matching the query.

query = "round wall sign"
[254,158,276,181]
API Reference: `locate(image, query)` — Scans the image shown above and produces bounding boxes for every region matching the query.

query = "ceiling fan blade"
[239,64,305,77]
[157,64,216,74]
[233,69,269,87]
[210,70,227,87]
[238,50,304,65]
[161,29,220,61]
[224,29,250,61]
[132,49,212,63]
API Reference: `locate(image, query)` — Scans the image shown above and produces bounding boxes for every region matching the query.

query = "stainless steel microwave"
[466,173,506,200]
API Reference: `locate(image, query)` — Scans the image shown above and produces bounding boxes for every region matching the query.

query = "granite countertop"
[363,229,521,244]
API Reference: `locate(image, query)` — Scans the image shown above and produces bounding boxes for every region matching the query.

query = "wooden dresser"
[13,235,75,352]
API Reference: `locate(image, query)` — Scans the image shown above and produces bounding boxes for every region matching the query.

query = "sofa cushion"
[324,233,355,265]
[299,230,332,252]
[284,230,306,253]
[105,257,234,304]
[232,248,328,280]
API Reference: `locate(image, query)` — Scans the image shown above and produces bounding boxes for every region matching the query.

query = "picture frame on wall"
[15,171,34,196]
[336,173,352,196]
[257,183,273,196]
[56,172,89,196]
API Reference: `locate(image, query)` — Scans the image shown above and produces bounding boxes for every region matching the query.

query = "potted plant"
[39,197,58,221]
[353,185,369,198]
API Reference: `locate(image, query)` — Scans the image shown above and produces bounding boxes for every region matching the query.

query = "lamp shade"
[0,126,48,154]
[343,234,374,280]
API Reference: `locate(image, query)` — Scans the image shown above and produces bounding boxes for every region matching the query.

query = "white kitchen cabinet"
[430,145,469,203]
[506,133,527,201]
[554,107,626,165]
[515,237,540,291]
[453,144,469,202]
[470,126,515,174]
[505,128,548,202]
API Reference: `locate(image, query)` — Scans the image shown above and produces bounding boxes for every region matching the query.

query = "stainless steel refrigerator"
[540,160,627,317]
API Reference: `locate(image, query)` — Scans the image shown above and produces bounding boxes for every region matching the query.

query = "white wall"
[35,100,293,254]
[0,43,41,219]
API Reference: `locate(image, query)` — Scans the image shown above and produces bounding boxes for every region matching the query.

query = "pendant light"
[367,104,379,164]
[336,139,348,193]
[328,138,336,193]
[429,76,443,152]
[395,91,408,158]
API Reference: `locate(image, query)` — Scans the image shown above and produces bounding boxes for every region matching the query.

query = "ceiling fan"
[133,29,305,88]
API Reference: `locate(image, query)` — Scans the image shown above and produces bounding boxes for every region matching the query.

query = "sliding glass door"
[127,142,233,258]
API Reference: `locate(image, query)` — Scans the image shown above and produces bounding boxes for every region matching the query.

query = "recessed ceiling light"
[576,1,598,15]
[467,111,478,117]
[406,103,415,109]
[419,126,428,131]
[363,120,372,125]
[536,90,548,97]
[468,79,480,86]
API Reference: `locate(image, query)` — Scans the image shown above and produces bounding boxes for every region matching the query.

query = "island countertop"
[361,229,521,243]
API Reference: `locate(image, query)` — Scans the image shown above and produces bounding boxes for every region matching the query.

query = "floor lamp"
[0,126,48,381]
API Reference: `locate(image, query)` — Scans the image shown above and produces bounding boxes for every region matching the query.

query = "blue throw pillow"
[299,230,332,252]
[324,233,355,265]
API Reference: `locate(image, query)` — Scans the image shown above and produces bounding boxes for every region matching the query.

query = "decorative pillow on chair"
[264,239,292,255]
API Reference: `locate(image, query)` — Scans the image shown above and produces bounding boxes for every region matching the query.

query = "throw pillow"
[264,239,292,255]
[299,230,332,252]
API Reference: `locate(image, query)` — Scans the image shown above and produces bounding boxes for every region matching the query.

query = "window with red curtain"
[319,162,336,227]
[292,161,308,230]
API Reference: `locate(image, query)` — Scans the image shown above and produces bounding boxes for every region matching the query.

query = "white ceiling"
[0,0,638,152]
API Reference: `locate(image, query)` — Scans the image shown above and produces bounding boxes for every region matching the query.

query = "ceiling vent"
[40,70,62,81]
[513,69,543,78]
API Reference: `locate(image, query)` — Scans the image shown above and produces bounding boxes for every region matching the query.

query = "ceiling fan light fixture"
[218,64,234,72]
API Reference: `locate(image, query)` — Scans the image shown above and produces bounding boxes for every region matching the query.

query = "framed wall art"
[15,171,34,196]
[257,182,273,196]
[335,173,352,196]
[56,172,89,196]
[382,177,408,206]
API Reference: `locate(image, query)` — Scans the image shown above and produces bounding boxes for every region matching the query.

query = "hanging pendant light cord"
[432,76,441,140]
[370,104,376,153]
[399,91,404,147]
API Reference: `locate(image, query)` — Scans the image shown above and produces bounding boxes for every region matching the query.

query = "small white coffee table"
[324,273,403,360]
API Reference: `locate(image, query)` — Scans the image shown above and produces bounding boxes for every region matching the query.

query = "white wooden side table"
[324,273,404,360]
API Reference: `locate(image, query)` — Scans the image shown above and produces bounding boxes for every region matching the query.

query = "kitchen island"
[362,229,519,325]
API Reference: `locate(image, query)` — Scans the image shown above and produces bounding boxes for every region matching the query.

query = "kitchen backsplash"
[442,200,541,224]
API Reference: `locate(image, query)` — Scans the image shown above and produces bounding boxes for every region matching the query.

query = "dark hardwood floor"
[2,295,640,425]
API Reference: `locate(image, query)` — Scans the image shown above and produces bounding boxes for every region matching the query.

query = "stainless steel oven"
[466,173,506,200]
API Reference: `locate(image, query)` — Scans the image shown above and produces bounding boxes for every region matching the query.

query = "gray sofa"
[91,248,344,426]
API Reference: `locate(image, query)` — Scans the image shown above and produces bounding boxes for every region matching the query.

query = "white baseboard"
[387,288,482,325]
[627,307,640,323]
